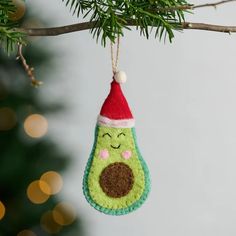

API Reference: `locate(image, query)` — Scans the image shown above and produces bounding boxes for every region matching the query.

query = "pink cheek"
[99,149,109,160]
[122,150,132,160]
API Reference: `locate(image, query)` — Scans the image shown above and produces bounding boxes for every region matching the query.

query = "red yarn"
[100,80,133,120]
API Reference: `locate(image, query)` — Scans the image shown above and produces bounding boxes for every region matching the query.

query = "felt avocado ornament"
[83,76,150,215]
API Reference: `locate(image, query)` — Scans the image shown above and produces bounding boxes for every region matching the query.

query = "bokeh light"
[9,0,26,21]
[0,201,6,220]
[0,107,17,131]
[17,230,37,236]
[24,114,48,138]
[41,211,62,234]
[40,171,63,195]
[52,202,76,226]
[27,180,50,204]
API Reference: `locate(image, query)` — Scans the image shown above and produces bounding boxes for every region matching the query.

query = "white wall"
[30,1,236,235]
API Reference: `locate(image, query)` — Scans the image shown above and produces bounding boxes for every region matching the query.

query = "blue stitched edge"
[83,125,151,215]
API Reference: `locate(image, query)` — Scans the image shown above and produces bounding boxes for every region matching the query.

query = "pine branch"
[0,27,25,53]
[19,21,236,36]
[17,0,236,38]
[183,22,236,33]
[3,0,236,86]
[16,44,43,87]
[1,0,236,55]
[155,0,236,10]
[0,0,26,54]
[0,0,15,22]
[62,0,189,44]
[193,0,236,9]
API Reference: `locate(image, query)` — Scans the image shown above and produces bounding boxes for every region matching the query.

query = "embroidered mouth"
[110,144,121,149]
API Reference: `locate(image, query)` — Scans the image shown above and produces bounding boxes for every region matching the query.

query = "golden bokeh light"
[24,114,48,138]
[9,0,26,21]
[27,180,50,204]
[17,230,37,236]
[52,202,76,226]
[40,171,63,195]
[0,201,6,220]
[0,107,17,131]
[41,211,62,234]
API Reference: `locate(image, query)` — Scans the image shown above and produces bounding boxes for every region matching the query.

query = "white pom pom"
[114,71,127,84]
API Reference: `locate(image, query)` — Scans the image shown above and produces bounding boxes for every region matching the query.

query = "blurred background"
[1,0,236,236]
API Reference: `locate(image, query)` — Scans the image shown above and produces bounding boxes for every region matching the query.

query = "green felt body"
[83,125,150,215]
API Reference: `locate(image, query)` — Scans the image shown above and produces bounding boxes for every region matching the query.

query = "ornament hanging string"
[110,36,120,75]
[110,36,127,84]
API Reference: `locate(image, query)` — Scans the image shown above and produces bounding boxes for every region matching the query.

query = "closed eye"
[117,132,125,138]
[102,133,112,138]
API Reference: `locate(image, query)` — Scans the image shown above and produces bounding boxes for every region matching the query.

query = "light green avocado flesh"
[83,125,150,215]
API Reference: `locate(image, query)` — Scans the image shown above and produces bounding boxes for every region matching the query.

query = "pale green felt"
[83,125,150,215]
[88,126,145,209]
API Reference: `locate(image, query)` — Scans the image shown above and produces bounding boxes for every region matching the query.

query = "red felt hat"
[97,80,135,128]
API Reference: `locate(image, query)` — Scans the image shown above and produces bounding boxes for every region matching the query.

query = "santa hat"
[97,78,135,128]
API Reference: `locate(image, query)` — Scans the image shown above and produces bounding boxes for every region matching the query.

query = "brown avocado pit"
[99,162,134,198]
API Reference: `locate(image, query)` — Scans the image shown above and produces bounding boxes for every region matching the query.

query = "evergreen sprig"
[0,0,15,23]
[0,0,25,54]
[62,0,190,45]
[0,27,24,53]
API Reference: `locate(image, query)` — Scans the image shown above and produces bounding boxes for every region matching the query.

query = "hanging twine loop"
[110,36,127,84]
[110,36,120,75]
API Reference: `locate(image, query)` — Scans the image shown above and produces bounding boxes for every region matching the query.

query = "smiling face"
[102,132,124,149]
[100,127,129,151]
[97,126,136,162]
[84,125,149,213]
